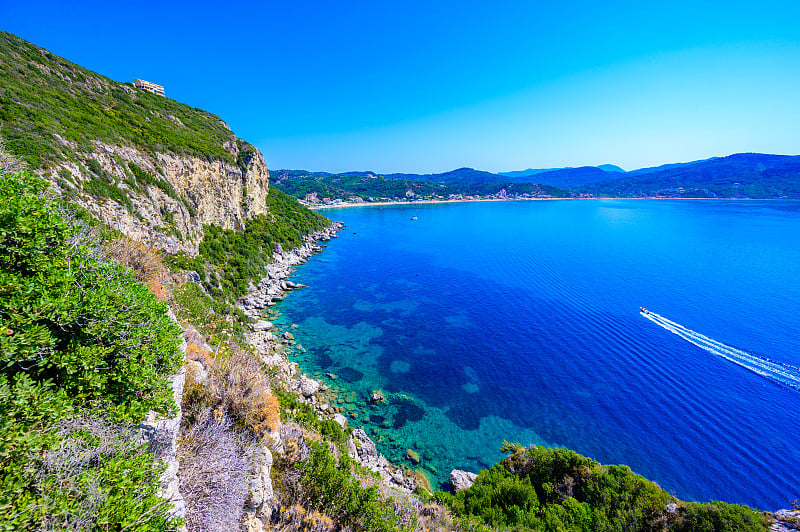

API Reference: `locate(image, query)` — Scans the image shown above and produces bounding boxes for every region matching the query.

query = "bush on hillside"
[197,185,330,299]
[0,172,183,422]
[439,443,769,532]
[0,171,183,530]
[276,442,412,532]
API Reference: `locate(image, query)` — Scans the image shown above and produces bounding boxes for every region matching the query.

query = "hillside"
[581,153,800,198]
[271,169,570,203]
[0,31,273,255]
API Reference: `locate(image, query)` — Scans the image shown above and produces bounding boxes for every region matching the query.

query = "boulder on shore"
[449,469,478,493]
[252,320,273,331]
[299,376,320,398]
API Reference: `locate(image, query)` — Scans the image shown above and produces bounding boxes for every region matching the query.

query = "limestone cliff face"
[40,134,270,255]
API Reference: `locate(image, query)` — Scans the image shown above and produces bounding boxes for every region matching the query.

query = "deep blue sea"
[271,199,800,510]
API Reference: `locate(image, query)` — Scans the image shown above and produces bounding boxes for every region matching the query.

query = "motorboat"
[640,307,649,314]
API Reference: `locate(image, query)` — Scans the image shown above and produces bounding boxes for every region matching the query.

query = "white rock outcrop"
[40,136,270,255]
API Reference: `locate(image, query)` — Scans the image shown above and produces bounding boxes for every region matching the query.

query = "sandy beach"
[309,196,565,210]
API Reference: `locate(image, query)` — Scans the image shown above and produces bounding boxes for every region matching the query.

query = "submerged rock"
[370,389,386,403]
[405,449,421,464]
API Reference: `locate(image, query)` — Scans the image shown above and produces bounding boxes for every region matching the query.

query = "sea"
[270,199,800,510]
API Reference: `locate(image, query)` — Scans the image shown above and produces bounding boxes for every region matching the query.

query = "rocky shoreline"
[240,221,345,319]
[237,220,428,496]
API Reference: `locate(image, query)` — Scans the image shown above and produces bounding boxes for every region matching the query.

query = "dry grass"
[273,505,336,532]
[178,407,257,532]
[100,235,172,302]
[182,327,281,438]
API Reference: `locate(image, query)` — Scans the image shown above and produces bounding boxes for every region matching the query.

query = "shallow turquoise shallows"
[272,199,800,510]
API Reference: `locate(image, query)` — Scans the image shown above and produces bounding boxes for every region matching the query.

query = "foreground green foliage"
[294,443,411,532]
[0,173,183,421]
[437,443,768,532]
[0,172,182,529]
[180,185,329,299]
[0,31,239,168]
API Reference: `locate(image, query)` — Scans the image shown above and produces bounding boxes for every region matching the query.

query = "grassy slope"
[0,31,242,168]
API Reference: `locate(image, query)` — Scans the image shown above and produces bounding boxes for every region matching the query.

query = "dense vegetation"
[170,185,330,300]
[436,442,768,532]
[0,171,183,530]
[272,169,569,202]
[0,31,242,168]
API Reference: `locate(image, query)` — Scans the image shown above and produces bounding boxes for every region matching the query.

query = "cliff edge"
[0,31,270,255]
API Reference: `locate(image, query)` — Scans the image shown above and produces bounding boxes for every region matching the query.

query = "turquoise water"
[271,199,800,510]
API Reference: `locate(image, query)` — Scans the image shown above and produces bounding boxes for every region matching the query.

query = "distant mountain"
[581,153,800,198]
[499,164,625,183]
[596,164,625,173]
[526,166,620,189]
[384,167,503,184]
[626,157,718,176]
[498,168,563,179]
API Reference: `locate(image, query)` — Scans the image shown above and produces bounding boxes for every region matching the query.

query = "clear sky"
[2,0,799,173]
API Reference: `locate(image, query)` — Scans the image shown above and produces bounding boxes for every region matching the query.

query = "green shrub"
[0,171,184,529]
[197,185,330,300]
[129,162,181,201]
[84,174,134,211]
[172,280,245,340]
[0,376,179,530]
[441,444,768,532]
[0,172,183,422]
[296,442,410,532]
[674,501,768,532]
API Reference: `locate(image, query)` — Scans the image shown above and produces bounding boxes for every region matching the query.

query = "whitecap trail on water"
[641,310,800,391]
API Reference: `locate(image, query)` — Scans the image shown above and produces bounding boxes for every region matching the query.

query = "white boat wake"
[641,310,800,391]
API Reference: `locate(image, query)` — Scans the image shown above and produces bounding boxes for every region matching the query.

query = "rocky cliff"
[0,31,272,256]
[40,137,270,255]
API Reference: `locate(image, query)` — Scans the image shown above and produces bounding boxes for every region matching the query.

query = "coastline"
[236,220,423,494]
[250,201,800,513]
[309,196,566,210]
[308,196,796,210]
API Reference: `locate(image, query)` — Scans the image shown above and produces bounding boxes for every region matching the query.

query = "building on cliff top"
[134,79,165,97]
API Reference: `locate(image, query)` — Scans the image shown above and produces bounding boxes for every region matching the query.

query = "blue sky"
[2,0,799,173]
